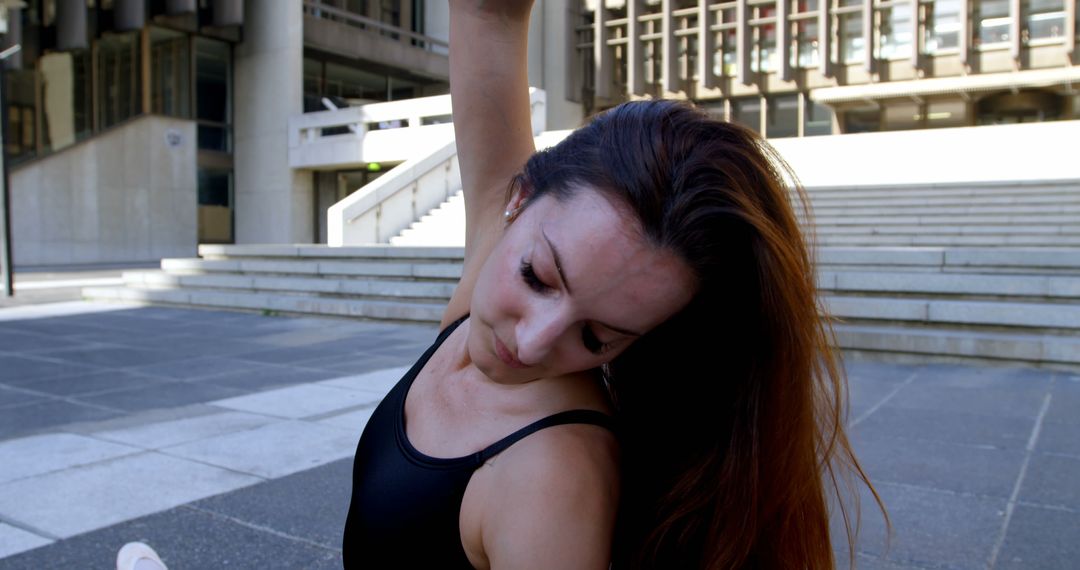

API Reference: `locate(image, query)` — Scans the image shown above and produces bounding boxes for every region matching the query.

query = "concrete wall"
[769,120,1080,187]
[234,0,314,245]
[10,115,197,267]
[528,0,585,130]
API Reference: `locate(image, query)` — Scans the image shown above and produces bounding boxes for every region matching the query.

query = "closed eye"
[519,260,550,293]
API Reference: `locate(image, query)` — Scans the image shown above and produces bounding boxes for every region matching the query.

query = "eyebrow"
[540,226,644,338]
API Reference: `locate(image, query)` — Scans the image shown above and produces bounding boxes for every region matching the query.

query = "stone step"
[803,182,1078,200]
[833,323,1078,369]
[123,271,458,301]
[161,258,463,280]
[815,225,1077,235]
[824,295,1080,331]
[81,286,445,323]
[817,271,1080,299]
[808,203,1080,216]
[817,235,1080,246]
[805,214,1080,225]
[196,244,465,261]
[804,193,1080,208]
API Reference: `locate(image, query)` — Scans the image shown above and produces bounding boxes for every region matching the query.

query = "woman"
[341,1,884,569]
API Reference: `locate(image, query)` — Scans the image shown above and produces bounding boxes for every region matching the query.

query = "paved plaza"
[0,301,1076,569]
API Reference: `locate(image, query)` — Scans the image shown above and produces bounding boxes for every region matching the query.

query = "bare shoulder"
[473,422,620,569]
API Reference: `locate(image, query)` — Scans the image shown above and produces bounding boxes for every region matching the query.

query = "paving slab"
[161,420,358,479]
[191,458,354,550]
[852,432,1025,499]
[0,523,53,558]
[76,380,247,413]
[853,406,1034,451]
[1017,453,1080,510]
[846,482,1006,570]
[0,399,123,440]
[20,369,174,397]
[90,410,275,450]
[0,452,260,538]
[0,433,140,485]
[315,366,411,395]
[209,383,384,419]
[0,505,341,570]
[995,504,1080,569]
[191,365,339,392]
[0,355,104,385]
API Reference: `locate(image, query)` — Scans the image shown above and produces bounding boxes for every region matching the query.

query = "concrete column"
[234,0,314,244]
[527,0,584,130]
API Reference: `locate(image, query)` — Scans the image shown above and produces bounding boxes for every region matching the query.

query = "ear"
[505,175,531,212]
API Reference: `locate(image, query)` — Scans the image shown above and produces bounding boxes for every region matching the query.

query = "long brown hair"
[516,99,887,568]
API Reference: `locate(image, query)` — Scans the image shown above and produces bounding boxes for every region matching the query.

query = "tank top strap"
[475,409,617,463]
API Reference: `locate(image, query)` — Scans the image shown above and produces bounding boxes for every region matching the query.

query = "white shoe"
[116,542,168,570]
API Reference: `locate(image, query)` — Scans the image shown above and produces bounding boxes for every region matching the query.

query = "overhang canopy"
[810,66,1080,105]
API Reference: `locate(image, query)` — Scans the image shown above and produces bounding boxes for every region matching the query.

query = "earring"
[504,207,521,223]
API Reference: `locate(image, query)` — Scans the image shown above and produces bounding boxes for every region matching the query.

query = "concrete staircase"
[389,191,465,246]
[84,245,464,323]
[83,178,1080,371]
[389,180,1080,248]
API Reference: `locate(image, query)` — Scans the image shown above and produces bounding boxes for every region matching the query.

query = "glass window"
[197,168,233,244]
[975,0,1011,46]
[751,4,777,73]
[882,101,922,130]
[40,49,93,152]
[804,99,834,136]
[150,27,191,118]
[790,1,821,68]
[766,95,799,138]
[97,32,141,130]
[925,98,968,127]
[837,0,866,64]
[843,106,880,132]
[732,97,763,133]
[715,7,738,77]
[195,37,230,152]
[879,4,914,58]
[1023,0,1066,42]
[324,62,387,103]
[925,0,961,52]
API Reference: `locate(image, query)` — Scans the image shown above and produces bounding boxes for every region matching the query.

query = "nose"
[514,309,569,366]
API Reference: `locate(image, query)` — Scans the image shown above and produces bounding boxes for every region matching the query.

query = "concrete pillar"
[527,0,584,130]
[234,0,314,244]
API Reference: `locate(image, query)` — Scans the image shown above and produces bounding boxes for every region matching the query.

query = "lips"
[494,333,528,369]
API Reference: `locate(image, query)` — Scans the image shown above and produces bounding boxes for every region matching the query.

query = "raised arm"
[441,0,537,328]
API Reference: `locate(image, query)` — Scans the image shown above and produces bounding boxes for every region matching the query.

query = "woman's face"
[468,187,698,384]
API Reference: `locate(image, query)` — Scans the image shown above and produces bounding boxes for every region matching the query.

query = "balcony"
[302,0,449,81]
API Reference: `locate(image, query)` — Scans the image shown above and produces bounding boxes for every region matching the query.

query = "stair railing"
[325,88,547,246]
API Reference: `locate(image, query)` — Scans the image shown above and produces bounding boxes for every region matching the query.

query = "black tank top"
[342,315,617,568]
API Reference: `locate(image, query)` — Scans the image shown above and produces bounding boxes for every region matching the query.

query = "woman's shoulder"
[466,418,620,569]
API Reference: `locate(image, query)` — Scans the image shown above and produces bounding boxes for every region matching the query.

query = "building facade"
[575,0,1080,136]
[0,0,583,266]
[1,0,1076,267]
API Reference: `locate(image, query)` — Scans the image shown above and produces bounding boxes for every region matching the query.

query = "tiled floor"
[0,301,1076,569]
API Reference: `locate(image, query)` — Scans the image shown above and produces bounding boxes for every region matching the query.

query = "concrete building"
[578,0,1080,134]
[0,0,583,267]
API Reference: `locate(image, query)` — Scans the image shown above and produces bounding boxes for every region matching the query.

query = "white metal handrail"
[319,89,544,245]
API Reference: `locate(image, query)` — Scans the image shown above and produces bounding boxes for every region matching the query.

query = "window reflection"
[878,4,913,59]
[1023,0,1066,42]
[151,28,191,118]
[97,32,141,129]
[925,0,961,52]
[976,0,1011,46]
[39,50,92,152]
